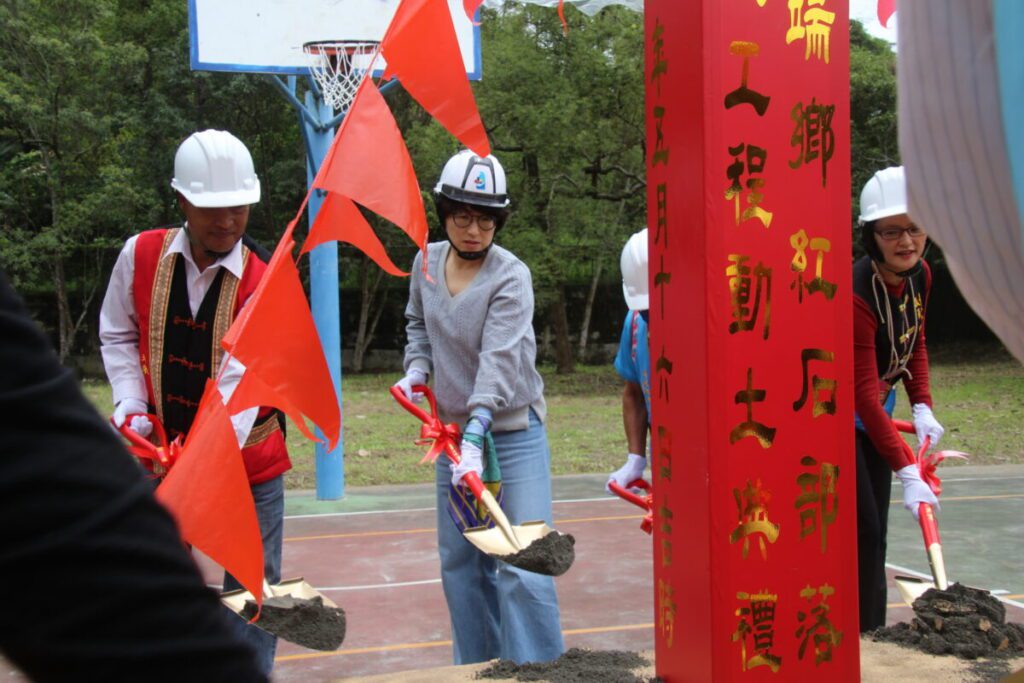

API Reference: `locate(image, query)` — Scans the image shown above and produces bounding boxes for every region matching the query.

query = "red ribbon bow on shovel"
[389,385,461,464]
[112,413,183,478]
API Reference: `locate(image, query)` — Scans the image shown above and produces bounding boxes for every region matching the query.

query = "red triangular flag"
[156,381,264,604]
[878,0,895,28]
[228,367,320,444]
[221,225,341,450]
[300,193,407,276]
[463,0,484,24]
[313,80,428,253]
[381,0,490,157]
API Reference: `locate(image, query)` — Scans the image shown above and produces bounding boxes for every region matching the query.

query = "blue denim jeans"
[223,475,284,676]
[435,409,565,665]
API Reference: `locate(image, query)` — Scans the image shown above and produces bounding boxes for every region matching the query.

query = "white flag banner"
[897,0,1024,362]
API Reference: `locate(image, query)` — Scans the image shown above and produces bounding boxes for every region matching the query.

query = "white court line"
[317,579,442,592]
[285,495,619,520]
[891,476,1024,484]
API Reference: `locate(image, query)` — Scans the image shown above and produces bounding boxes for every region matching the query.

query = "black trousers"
[856,429,894,632]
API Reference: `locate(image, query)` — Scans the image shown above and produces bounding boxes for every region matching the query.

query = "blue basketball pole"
[269,75,344,499]
[267,75,399,500]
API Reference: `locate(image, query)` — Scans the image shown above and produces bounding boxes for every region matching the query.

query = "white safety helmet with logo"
[170,130,261,208]
[620,228,649,311]
[434,149,510,209]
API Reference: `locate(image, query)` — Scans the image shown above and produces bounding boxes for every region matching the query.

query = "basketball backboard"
[189,0,481,79]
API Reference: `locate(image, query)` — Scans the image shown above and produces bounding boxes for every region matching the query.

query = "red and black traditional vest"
[132,228,290,484]
[852,255,929,387]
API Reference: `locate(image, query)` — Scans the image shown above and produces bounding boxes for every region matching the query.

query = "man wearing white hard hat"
[606,229,652,493]
[99,129,290,674]
[853,165,943,633]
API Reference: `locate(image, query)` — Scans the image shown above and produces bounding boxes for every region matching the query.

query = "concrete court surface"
[253,465,1024,682]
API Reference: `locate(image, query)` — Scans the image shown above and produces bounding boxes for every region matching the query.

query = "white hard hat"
[859,166,906,224]
[433,149,510,208]
[620,228,649,311]
[171,130,260,208]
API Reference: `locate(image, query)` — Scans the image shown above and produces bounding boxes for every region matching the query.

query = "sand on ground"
[335,640,1024,682]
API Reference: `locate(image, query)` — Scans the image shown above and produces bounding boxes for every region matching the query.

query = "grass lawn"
[80,349,1024,491]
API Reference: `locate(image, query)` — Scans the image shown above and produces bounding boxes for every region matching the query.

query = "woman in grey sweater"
[394,150,564,665]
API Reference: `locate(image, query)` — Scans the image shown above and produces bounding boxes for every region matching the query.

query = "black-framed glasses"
[450,212,496,231]
[875,225,926,241]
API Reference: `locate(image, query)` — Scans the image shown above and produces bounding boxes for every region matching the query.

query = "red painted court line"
[283,513,646,543]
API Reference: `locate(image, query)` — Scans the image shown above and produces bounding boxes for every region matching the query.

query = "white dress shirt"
[99,227,257,445]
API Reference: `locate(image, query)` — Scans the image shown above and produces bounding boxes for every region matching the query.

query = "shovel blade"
[894,575,936,606]
[222,578,347,651]
[463,520,554,557]
[221,577,338,612]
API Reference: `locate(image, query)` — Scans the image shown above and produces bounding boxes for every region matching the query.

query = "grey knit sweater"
[403,241,546,432]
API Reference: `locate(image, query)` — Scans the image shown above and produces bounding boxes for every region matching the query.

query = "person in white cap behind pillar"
[606,229,652,494]
[99,129,290,675]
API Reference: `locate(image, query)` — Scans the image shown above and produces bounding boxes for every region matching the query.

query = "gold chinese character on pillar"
[729,479,780,560]
[730,368,777,447]
[793,348,836,417]
[794,455,839,553]
[733,591,782,672]
[725,143,773,228]
[795,583,844,665]
[658,578,677,648]
[727,254,773,339]
[789,229,837,303]
[786,0,835,63]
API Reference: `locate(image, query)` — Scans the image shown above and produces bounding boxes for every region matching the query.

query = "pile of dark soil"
[241,595,347,651]
[871,583,1024,660]
[499,532,576,577]
[476,648,655,683]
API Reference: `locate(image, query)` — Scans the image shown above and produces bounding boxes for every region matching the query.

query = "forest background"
[0,2,1005,373]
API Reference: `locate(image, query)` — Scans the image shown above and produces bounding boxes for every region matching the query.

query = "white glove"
[911,403,944,449]
[113,398,153,438]
[895,464,940,521]
[394,367,428,403]
[606,453,647,493]
[450,438,483,488]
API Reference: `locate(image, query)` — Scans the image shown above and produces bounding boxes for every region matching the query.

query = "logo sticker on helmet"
[473,171,487,191]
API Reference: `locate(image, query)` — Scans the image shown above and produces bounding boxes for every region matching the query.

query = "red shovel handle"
[389,384,439,425]
[918,502,941,546]
[608,479,652,511]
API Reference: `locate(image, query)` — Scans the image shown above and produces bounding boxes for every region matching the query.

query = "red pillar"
[645,1,859,680]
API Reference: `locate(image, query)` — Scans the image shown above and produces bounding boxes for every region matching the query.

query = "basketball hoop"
[303,40,382,111]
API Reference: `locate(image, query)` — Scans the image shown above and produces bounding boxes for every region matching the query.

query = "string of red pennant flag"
[153,0,493,606]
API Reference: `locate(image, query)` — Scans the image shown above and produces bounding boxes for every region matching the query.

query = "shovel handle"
[918,502,941,547]
[389,384,439,425]
[918,502,948,589]
[608,479,652,511]
[460,470,524,551]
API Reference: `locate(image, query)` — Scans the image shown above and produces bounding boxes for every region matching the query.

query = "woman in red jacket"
[853,166,945,632]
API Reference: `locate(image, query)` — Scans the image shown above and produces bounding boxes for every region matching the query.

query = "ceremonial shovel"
[890,419,968,605]
[390,384,574,575]
[114,415,346,650]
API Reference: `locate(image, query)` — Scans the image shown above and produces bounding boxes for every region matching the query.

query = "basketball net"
[303,41,382,112]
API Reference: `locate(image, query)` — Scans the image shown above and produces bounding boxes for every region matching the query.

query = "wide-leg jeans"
[435,409,565,665]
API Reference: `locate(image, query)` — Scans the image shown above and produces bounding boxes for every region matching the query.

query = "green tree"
[473,5,646,373]
[0,0,151,360]
[849,19,899,245]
